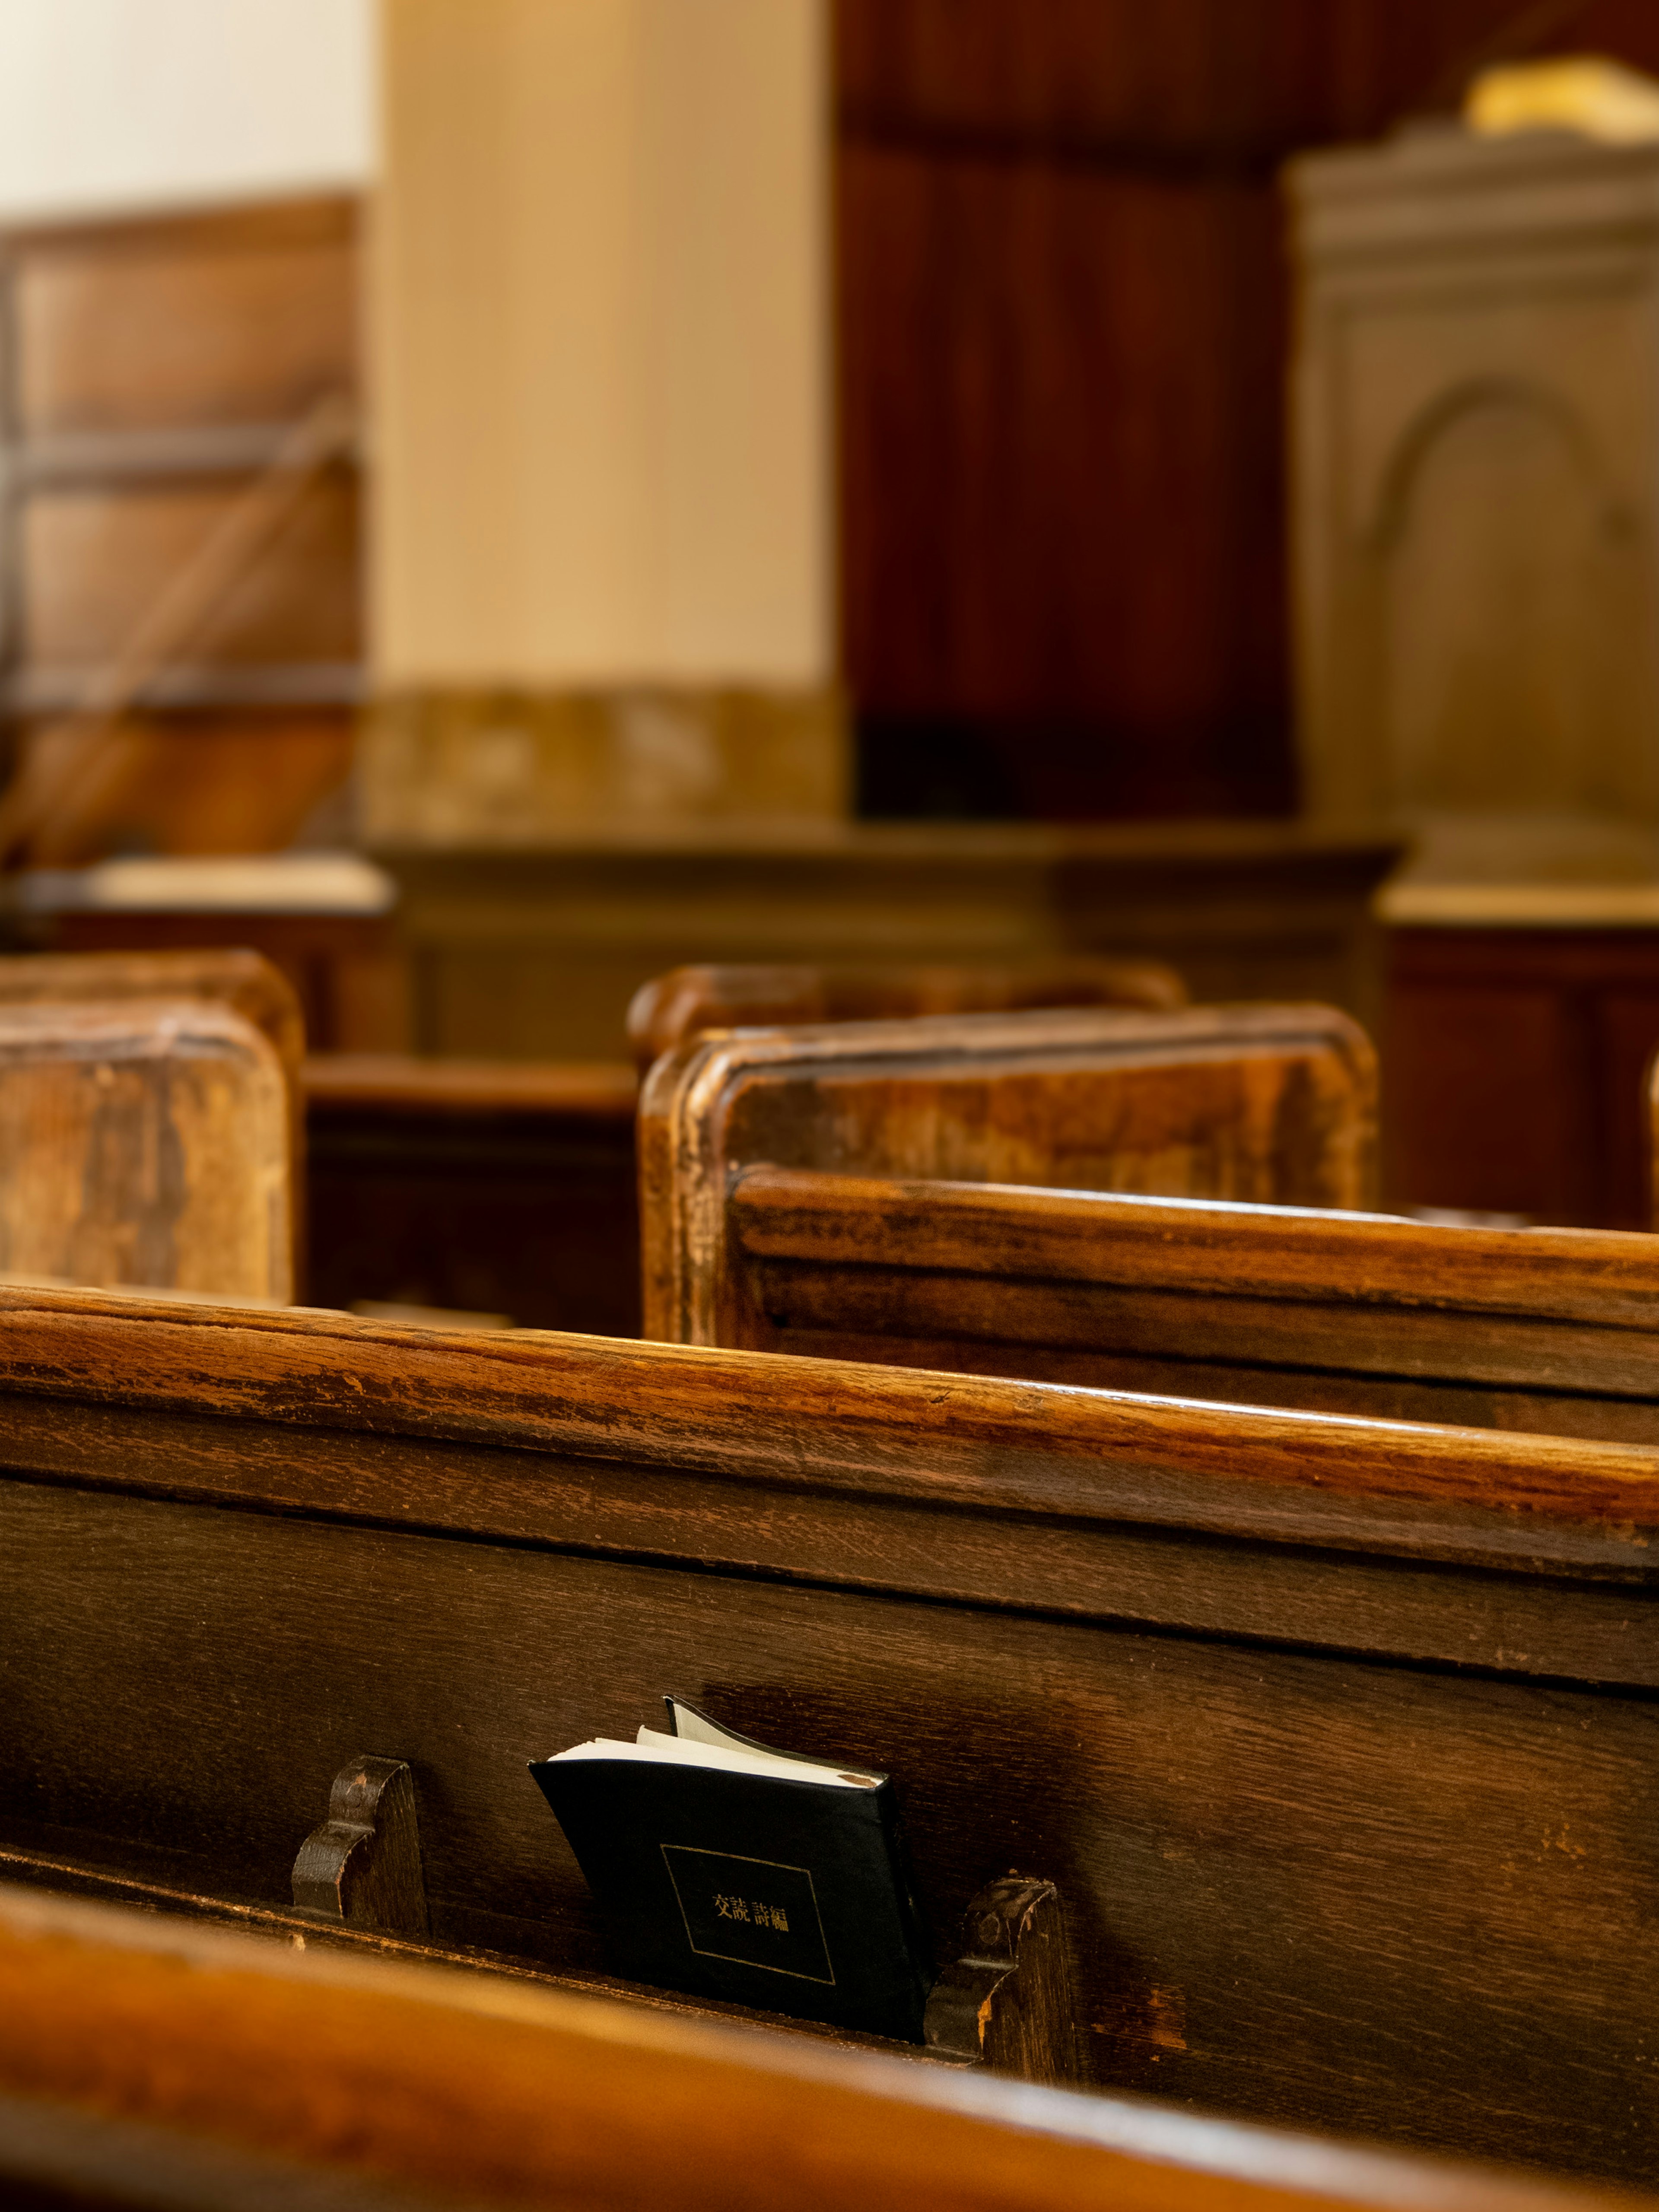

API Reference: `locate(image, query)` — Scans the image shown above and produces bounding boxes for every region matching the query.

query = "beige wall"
[372,0,830,690]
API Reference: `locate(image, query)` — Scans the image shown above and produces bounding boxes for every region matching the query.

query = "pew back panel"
[626,957,1189,1072]
[0,1289,1653,2180]
[0,946,306,1276]
[639,1004,1377,1344]
[721,1169,1659,1444]
[0,999,290,1297]
[303,1054,639,1331]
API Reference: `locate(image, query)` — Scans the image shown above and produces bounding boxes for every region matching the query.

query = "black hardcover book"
[529,1698,933,2041]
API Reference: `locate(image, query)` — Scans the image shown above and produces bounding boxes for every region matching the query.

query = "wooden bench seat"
[0,1285,1653,2179]
[640,1003,1377,1342]
[2,1885,1628,2212]
[696,1169,1659,1444]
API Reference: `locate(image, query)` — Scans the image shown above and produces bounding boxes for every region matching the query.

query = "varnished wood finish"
[3,1889,1639,2212]
[639,1003,1376,1346]
[303,1055,639,1332]
[0,1000,290,1297]
[0,1287,1655,2173]
[627,958,1188,1072]
[0,949,306,1277]
[924,1879,1082,2086]
[292,1758,429,1939]
[720,1169,1659,1443]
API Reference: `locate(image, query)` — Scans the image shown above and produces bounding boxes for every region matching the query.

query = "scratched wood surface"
[639,1004,1377,1344]
[0,947,305,1278]
[626,958,1189,1073]
[4,1888,1641,2212]
[0,999,290,1298]
[0,1287,1653,2179]
[715,1170,1659,1444]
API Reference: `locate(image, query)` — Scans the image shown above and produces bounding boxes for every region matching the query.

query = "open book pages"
[543,1697,884,1790]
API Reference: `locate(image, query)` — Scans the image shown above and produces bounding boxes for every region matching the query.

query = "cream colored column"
[366,0,839,841]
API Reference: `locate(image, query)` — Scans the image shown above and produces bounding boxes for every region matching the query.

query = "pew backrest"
[639,1003,1376,1344]
[0,1286,1653,2180]
[2,1882,1629,2212]
[0,997,291,1299]
[0,946,305,1271]
[714,1169,1659,1444]
[626,957,1189,1072]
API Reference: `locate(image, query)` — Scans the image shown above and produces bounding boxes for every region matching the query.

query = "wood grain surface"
[721,1168,1659,1442]
[303,1055,639,1331]
[0,1288,1655,2175]
[626,958,1189,1072]
[0,999,290,1298]
[639,1003,1378,1344]
[0,948,306,1277]
[3,1886,1641,2212]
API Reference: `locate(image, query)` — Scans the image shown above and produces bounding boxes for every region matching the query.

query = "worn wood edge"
[638,1002,1379,1348]
[1,1284,1657,1539]
[0,1883,1645,2212]
[729,1171,1659,1328]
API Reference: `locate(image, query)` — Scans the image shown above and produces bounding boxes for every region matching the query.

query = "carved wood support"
[292,1756,429,1939]
[923,1877,1081,2086]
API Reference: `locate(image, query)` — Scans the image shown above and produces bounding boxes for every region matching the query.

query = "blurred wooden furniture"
[709,1171,1659,1445]
[1386,896,1659,1228]
[0,998,290,1298]
[0,196,362,862]
[639,1003,1376,1345]
[304,1055,639,1333]
[626,956,1187,1073]
[20,875,410,1054]
[2,1889,1627,2212]
[1,1285,1653,2175]
[379,823,1401,1060]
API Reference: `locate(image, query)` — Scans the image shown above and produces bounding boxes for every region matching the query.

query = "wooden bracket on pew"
[923,1876,1081,2085]
[291,1756,429,1939]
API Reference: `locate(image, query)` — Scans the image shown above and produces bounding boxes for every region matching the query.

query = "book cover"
[529,1699,933,2041]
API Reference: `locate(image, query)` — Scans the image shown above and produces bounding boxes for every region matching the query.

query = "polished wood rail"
[0,1287,1653,2177]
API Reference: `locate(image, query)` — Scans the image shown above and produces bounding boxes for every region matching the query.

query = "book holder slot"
[291,1755,429,1938]
[289,1764,1079,2084]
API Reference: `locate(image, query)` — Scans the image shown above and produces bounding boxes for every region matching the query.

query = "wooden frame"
[706,1168,1659,1443]
[639,1003,1377,1344]
[0,1286,1653,2177]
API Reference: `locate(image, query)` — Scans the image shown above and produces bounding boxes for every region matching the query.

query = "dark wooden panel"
[833,0,1659,820]
[1386,928,1659,1229]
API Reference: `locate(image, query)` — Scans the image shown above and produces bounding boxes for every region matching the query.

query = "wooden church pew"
[626,956,1189,1073]
[303,1054,640,1331]
[671,1170,1659,1446]
[0,1284,1653,2181]
[0,996,292,1299]
[639,1003,1376,1343]
[1,1888,1628,2212]
[0,945,305,1277]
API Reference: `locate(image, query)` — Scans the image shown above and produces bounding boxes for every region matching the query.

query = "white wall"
[373,0,830,689]
[0,0,375,224]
